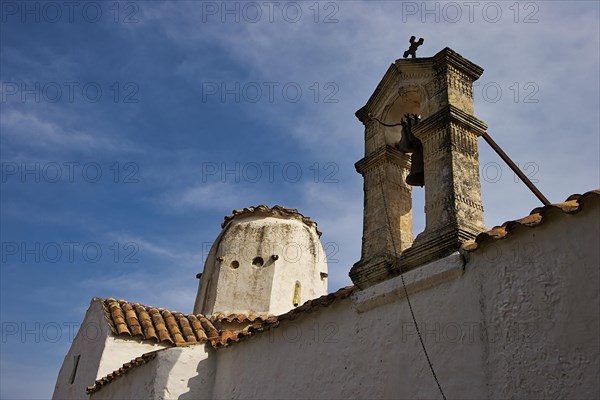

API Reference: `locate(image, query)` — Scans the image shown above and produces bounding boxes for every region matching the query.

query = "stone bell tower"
[350,47,487,289]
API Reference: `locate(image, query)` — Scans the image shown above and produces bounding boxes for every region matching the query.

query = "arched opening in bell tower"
[383,88,426,241]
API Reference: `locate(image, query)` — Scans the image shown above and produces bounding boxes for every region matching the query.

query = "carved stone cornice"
[355,145,410,175]
[432,47,484,80]
[412,104,487,140]
[423,194,485,213]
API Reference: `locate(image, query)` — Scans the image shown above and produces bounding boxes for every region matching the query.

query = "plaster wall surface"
[90,346,213,400]
[53,301,109,400]
[212,266,487,399]
[88,351,159,400]
[162,346,214,400]
[98,338,168,382]
[211,205,599,399]
[466,206,600,398]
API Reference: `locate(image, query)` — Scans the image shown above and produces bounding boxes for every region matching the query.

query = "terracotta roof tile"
[209,313,273,323]
[175,312,197,342]
[161,309,185,344]
[209,314,278,340]
[121,303,143,337]
[211,286,355,348]
[187,315,208,342]
[462,189,599,252]
[100,299,219,346]
[86,350,161,394]
[134,303,157,341]
[198,316,220,340]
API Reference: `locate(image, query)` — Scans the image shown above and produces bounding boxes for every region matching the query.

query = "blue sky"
[1,1,598,398]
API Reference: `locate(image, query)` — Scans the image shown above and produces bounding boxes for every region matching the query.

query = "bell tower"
[350,47,487,289]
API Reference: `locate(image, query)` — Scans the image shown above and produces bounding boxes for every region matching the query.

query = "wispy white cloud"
[0,107,138,155]
[109,234,188,261]
[77,233,204,312]
[77,270,199,313]
[157,181,267,212]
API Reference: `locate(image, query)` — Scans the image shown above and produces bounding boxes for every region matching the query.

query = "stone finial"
[403,36,424,59]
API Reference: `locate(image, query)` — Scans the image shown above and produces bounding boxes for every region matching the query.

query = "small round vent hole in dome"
[252,257,264,267]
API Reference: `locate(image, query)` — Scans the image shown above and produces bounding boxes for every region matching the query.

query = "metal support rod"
[368,113,551,206]
[480,131,551,206]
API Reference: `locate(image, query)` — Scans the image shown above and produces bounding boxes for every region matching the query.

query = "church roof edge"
[221,204,322,236]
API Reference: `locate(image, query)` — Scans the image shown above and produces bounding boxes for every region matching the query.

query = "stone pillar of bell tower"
[349,121,413,288]
[350,47,487,289]
[398,49,487,270]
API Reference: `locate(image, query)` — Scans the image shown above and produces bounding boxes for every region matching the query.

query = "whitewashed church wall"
[90,346,213,400]
[89,351,159,399]
[97,337,168,382]
[467,204,600,398]
[160,346,214,399]
[211,269,486,399]
[53,301,110,400]
[211,204,599,399]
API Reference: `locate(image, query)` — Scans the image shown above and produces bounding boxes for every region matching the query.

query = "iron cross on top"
[403,36,424,59]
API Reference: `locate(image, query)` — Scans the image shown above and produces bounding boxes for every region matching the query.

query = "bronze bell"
[396,119,413,153]
[395,114,425,187]
[406,141,424,187]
